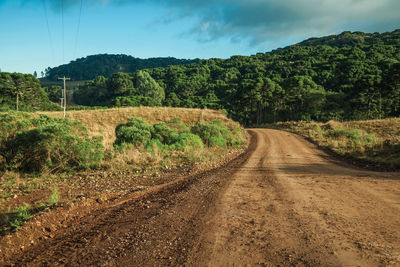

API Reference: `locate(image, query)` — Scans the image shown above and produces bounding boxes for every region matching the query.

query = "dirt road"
[4,129,400,266]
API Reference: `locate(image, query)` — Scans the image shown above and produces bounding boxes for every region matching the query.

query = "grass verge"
[269,118,400,170]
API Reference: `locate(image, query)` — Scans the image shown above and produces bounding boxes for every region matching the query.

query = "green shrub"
[145,139,167,153]
[115,117,153,147]
[209,136,227,148]
[151,122,179,145]
[364,134,377,144]
[226,135,246,148]
[174,133,204,151]
[0,113,104,172]
[166,118,190,134]
[115,117,243,152]
[191,120,238,147]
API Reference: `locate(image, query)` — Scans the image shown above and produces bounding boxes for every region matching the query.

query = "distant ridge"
[43,54,199,81]
[296,29,400,47]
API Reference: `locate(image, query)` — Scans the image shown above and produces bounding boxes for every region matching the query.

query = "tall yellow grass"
[38,107,239,148]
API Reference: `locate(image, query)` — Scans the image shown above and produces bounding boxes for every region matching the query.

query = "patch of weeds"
[49,189,60,205]
[0,203,34,236]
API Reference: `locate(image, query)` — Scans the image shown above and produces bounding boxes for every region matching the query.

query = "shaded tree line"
[74,70,165,107]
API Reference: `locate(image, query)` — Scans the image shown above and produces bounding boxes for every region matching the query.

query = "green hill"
[43,54,199,81]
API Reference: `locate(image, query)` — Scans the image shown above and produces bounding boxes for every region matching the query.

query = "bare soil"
[1,129,399,266]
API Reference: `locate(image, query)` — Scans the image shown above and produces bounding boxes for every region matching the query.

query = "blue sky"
[0,0,399,75]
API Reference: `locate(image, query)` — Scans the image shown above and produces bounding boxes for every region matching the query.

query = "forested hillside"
[0,73,57,111]
[73,29,400,125]
[43,54,198,81]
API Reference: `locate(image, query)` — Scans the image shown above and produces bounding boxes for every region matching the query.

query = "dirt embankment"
[2,129,400,266]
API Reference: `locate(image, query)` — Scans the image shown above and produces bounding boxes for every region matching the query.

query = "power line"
[73,0,84,59]
[61,0,65,63]
[42,0,55,66]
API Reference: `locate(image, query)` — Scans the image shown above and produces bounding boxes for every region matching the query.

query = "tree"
[33,71,38,78]
[135,70,165,106]
[0,72,54,111]
[107,73,134,96]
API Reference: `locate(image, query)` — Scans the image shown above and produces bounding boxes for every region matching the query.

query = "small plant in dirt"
[49,189,60,204]
[0,204,32,235]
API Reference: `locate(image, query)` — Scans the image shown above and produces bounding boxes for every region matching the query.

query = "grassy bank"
[0,108,247,236]
[270,118,400,170]
[39,107,236,148]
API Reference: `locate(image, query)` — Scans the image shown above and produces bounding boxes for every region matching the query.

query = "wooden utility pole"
[58,76,70,118]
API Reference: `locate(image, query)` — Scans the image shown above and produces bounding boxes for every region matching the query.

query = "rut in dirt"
[4,133,257,266]
[4,129,400,267]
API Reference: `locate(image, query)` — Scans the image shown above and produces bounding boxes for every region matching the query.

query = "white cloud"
[21,0,400,44]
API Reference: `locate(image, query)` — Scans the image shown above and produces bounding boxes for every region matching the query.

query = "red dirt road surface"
[3,129,400,266]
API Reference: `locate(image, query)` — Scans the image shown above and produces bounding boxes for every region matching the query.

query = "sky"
[0,0,399,75]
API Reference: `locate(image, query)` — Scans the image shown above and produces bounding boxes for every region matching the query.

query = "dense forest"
[73,30,400,125]
[1,30,399,125]
[43,54,199,81]
[0,73,57,111]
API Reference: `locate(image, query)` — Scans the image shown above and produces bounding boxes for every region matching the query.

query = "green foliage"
[115,117,244,153]
[66,105,108,111]
[111,95,159,107]
[174,133,204,151]
[166,118,190,134]
[209,136,227,148]
[151,122,179,145]
[43,85,62,103]
[68,29,400,125]
[115,117,153,147]
[135,70,165,106]
[0,113,104,172]
[190,120,243,148]
[0,72,55,111]
[9,204,31,231]
[49,189,60,204]
[325,128,378,147]
[0,204,32,235]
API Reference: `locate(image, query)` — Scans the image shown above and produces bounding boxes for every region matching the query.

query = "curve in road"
[4,129,400,266]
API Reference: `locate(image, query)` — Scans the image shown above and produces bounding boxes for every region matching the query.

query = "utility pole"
[58,76,70,118]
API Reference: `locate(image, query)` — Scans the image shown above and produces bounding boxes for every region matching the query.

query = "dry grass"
[343,117,400,139]
[270,118,400,170]
[38,107,238,148]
